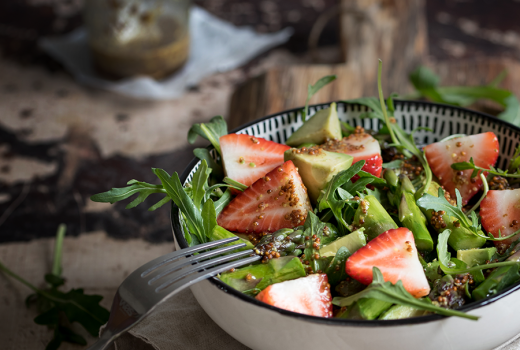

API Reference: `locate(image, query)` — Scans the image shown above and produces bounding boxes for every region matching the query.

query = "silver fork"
[88,237,260,350]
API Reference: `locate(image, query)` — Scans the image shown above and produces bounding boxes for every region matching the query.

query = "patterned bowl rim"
[171,99,520,327]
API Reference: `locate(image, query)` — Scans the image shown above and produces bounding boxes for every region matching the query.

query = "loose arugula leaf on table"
[302,75,337,121]
[0,224,110,350]
[188,115,227,155]
[332,267,478,320]
[407,66,520,126]
[91,180,167,211]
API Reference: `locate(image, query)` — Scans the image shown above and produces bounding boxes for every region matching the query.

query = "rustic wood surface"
[338,0,428,96]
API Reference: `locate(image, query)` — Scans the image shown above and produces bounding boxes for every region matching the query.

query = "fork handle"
[87,331,116,350]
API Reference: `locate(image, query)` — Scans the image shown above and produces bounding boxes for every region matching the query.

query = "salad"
[92,64,520,321]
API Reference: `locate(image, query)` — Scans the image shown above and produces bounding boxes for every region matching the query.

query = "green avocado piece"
[284,148,353,203]
[219,256,306,294]
[457,247,497,267]
[319,228,366,257]
[353,195,398,241]
[286,102,342,146]
[423,182,486,250]
[379,305,427,320]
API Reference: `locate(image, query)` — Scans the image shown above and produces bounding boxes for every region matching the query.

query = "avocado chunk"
[352,195,398,241]
[457,247,497,267]
[422,181,486,250]
[286,102,342,146]
[284,148,353,203]
[319,228,366,257]
[379,305,427,320]
[219,256,306,294]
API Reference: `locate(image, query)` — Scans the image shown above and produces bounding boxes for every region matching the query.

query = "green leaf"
[148,196,170,211]
[223,177,248,191]
[191,160,211,210]
[382,160,404,169]
[214,189,232,216]
[153,168,206,243]
[332,267,478,320]
[303,75,337,121]
[317,161,365,229]
[90,182,166,208]
[302,211,328,272]
[188,116,227,155]
[193,148,224,179]
[202,199,217,239]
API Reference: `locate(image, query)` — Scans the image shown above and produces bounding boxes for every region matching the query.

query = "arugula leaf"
[317,161,365,230]
[91,180,167,210]
[302,75,337,121]
[193,148,224,180]
[223,177,248,191]
[302,211,328,273]
[437,230,520,277]
[188,116,227,155]
[417,188,480,235]
[382,160,404,169]
[0,225,110,350]
[191,160,211,210]
[332,267,478,320]
[452,157,520,179]
[153,168,206,243]
[407,66,520,126]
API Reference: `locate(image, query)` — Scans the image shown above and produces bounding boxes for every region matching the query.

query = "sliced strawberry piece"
[319,132,382,177]
[217,160,312,234]
[220,134,290,188]
[480,189,520,246]
[346,227,430,298]
[255,274,333,317]
[424,132,499,205]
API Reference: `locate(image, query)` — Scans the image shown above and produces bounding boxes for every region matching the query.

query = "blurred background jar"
[84,0,190,80]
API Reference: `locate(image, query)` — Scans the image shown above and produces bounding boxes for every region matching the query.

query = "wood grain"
[338,0,428,95]
[228,64,364,130]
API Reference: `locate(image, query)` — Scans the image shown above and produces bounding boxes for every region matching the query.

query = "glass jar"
[84,0,190,80]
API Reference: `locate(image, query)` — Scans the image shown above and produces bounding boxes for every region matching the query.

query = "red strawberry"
[346,227,430,298]
[220,134,290,188]
[424,132,499,205]
[319,132,382,178]
[217,160,312,234]
[480,189,520,246]
[255,274,333,317]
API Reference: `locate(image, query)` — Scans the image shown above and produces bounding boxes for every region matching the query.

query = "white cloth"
[40,6,292,100]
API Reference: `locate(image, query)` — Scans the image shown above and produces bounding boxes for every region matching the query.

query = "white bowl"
[172,100,520,350]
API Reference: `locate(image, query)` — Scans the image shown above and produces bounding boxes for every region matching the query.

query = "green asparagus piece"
[397,175,434,251]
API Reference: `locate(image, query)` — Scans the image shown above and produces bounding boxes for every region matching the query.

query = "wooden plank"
[228,64,364,130]
[338,0,428,95]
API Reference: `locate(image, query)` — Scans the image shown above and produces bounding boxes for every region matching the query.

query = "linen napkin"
[104,288,248,350]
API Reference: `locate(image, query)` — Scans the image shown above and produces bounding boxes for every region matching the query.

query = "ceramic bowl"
[172,100,520,350]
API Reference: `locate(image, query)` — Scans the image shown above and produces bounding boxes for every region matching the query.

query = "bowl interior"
[172,99,520,325]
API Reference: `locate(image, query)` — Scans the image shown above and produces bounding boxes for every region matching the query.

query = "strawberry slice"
[480,189,520,246]
[220,134,290,188]
[217,160,313,234]
[319,132,382,177]
[346,227,430,298]
[424,132,499,205]
[255,274,333,317]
